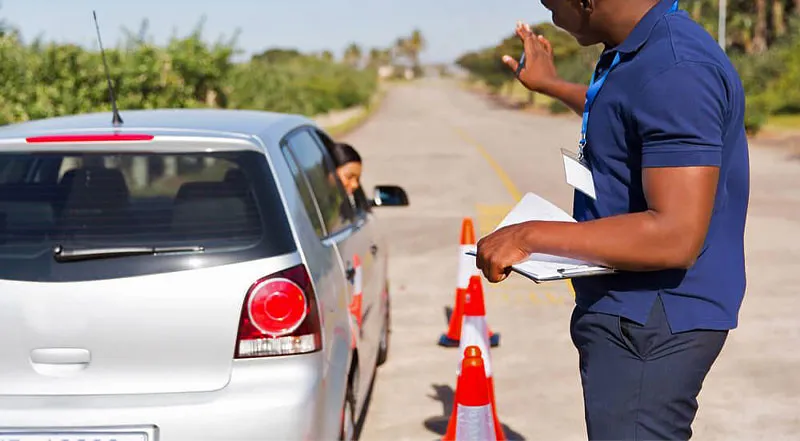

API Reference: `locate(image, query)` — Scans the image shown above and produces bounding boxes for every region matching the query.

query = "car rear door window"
[283,128,353,237]
[283,147,325,238]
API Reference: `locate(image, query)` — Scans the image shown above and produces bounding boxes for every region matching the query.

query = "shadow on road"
[422,384,526,440]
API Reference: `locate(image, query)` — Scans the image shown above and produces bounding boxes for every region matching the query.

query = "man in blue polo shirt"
[475,0,749,439]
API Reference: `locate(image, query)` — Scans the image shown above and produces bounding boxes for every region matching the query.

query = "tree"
[407,28,426,67]
[320,50,334,62]
[0,3,13,38]
[343,43,362,68]
[393,37,410,64]
[754,0,769,52]
[367,47,391,69]
[252,48,302,64]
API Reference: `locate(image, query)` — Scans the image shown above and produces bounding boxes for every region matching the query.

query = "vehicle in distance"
[0,108,409,441]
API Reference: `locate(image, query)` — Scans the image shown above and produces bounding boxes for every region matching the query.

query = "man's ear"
[582,0,594,12]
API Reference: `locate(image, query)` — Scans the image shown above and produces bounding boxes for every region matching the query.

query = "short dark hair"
[329,142,362,167]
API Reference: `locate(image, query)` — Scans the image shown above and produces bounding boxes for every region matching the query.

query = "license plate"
[0,432,147,441]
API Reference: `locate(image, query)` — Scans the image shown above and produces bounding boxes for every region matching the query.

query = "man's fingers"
[502,55,519,73]
[538,35,553,55]
[487,262,508,283]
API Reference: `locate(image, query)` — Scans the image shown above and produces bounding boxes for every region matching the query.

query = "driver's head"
[330,142,362,196]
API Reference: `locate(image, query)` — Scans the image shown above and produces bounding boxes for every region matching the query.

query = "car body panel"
[0,108,394,439]
[0,355,333,441]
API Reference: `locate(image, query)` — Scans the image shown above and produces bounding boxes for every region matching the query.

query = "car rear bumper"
[0,353,344,441]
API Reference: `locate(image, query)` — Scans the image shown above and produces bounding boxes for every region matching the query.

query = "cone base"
[437,335,460,348]
[439,333,501,348]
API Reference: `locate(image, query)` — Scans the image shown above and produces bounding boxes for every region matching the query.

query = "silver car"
[0,109,408,441]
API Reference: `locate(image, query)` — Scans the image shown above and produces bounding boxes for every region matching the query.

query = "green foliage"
[456,23,601,97]
[0,18,378,126]
[457,4,800,134]
[228,55,377,115]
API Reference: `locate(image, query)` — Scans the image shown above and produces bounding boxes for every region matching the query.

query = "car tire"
[340,366,358,441]
[376,296,390,366]
[339,392,356,441]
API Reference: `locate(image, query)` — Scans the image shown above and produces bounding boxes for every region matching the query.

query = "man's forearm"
[538,80,588,116]
[522,213,702,272]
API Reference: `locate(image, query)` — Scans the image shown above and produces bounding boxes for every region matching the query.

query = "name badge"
[561,148,597,200]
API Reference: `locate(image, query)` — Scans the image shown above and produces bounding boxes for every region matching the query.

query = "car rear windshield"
[0,148,296,282]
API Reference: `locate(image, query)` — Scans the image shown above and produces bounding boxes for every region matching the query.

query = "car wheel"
[339,393,356,441]
[376,297,390,366]
[340,366,358,441]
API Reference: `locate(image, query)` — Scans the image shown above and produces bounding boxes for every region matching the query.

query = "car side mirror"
[372,185,409,207]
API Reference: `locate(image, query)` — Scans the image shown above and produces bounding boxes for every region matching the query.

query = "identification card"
[560,148,597,200]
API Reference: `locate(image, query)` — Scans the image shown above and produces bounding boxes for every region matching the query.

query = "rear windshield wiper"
[53,245,205,263]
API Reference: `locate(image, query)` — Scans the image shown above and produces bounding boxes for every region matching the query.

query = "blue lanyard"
[578,0,680,161]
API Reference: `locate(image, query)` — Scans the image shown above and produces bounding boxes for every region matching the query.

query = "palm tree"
[773,0,788,38]
[367,47,392,69]
[754,0,769,52]
[0,4,10,37]
[393,37,409,64]
[343,43,362,68]
[407,29,426,67]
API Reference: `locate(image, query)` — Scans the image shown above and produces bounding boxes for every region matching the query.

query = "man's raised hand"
[502,22,559,93]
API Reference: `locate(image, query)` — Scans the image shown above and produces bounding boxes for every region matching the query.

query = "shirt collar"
[612,0,678,54]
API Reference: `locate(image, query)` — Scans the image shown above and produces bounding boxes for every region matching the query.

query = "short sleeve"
[634,62,728,168]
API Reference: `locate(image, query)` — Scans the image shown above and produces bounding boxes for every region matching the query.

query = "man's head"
[540,0,656,47]
[539,0,604,46]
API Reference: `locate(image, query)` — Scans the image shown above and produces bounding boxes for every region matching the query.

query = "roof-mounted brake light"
[25,134,154,143]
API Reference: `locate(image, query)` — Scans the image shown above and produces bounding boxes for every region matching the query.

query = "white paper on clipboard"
[468,192,615,283]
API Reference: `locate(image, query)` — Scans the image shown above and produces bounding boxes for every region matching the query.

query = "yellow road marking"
[475,204,516,215]
[545,291,561,305]
[499,290,510,303]
[454,127,522,202]
[566,280,576,297]
[529,292,542,305]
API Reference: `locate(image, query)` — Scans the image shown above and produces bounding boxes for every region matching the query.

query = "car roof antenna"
[93,10,123,126]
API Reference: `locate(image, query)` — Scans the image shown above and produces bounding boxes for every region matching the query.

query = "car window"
[283,128,353,236]
[0,152,264,248]
[0,149,297,281]
[311,128,366,215]
[282,146,325,237]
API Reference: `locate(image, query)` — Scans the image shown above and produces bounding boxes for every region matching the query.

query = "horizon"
[0,0,553,64]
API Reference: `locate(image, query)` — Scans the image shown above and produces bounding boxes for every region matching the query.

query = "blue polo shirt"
[571,0,750,333]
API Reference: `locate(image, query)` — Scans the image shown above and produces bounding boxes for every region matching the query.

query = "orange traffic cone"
[439,218,500,348]
[349,254,363,349]
[444,276,505,440]
[443,346,499,441]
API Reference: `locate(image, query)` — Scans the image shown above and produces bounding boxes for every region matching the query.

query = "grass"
[765,113,800,131]
[460,78,562,114]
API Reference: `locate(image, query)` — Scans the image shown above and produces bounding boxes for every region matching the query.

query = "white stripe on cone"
[457,244,479,289]
[454,403,496,440]
[354,260,363,295]
[457,315,492,378]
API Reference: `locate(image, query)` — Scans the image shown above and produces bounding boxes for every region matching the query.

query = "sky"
[1,0,553,64]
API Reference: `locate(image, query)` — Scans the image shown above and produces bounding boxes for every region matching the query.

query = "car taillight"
[235,264,322,358]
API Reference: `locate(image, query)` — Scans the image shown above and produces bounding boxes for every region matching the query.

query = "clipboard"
[465,250,615,284]
[465,192,617,283]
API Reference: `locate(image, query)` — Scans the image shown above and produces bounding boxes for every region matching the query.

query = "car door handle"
[370,244,378,256]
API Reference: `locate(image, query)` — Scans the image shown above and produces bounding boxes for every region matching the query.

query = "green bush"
[0,26,377,126]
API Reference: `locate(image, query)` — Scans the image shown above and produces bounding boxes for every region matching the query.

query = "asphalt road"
[343,78,800,440]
